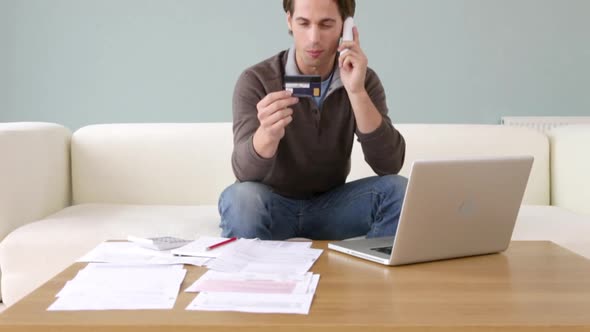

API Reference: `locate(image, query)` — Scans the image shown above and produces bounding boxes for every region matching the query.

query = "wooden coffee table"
[0,241,589,331]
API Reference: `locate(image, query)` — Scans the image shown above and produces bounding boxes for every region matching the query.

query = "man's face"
[287,0,343,76]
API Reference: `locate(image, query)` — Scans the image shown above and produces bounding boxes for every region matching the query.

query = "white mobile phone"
[343,17,354,42]
[340,17,354,54]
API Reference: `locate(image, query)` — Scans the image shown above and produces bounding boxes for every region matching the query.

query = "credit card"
[284,75,321,98]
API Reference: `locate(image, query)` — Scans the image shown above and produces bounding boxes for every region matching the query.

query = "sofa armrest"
[0,122,71,242]
[549,124,590,215]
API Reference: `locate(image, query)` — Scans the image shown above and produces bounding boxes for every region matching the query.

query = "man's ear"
[286,11,293,33]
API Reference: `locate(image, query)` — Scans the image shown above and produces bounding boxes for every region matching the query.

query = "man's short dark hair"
[283,0,356,21]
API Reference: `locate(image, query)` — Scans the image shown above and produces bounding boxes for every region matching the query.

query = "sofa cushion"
[71,123,550,206]
[548,125,590,215]
[512,205,590,259]
[71,123,235,205]
[0,203,220,306]
[350,124,549,205]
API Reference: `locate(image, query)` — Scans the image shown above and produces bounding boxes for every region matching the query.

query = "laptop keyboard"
[371,246,393,255]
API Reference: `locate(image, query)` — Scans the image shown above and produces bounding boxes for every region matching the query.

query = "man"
[218,0,407,240]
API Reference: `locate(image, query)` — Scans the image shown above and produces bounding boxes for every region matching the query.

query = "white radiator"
[501,116,590,134]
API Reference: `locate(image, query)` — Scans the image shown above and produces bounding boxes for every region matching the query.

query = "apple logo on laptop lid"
[458,199,477,218]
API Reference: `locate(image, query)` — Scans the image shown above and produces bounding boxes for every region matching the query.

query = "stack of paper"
[187,270,318,294]
[185,239,322,314]
[48,264,186,311]
[78,242,210,266]
[206,239,322,274]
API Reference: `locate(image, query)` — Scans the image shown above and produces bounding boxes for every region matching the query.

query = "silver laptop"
[328,156,533,266]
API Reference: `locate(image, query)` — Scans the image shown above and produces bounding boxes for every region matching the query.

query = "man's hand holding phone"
[253,90,299,159]
[338,19,368,96]
[338,18,382,134]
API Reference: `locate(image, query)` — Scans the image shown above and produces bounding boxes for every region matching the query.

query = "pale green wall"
[1,0,589,130]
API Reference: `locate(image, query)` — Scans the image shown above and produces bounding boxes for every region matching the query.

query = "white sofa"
[0,122,589,307]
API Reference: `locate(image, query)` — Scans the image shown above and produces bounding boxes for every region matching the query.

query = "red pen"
[206,237,237,251]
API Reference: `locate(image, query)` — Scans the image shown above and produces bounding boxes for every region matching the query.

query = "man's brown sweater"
[231,48,405,199]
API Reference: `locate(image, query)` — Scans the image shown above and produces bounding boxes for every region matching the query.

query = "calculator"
[127,235,192,251]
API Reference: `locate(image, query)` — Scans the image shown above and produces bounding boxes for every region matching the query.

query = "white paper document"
[185,270,316,294]
[78,242,210,266]
[253,240,313,249]
[206,240,323,275]
[48,264,186,311]
[186,292,315,314]
[186,273,320,315]
[170,237,311,258]
[170,236,241,258]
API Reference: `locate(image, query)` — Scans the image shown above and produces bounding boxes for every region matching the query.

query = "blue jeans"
[218,175,408,240]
